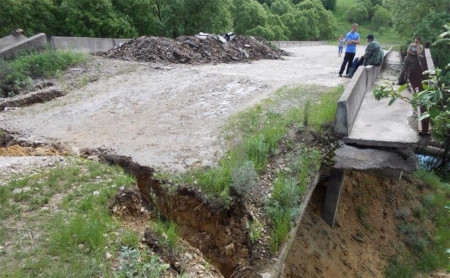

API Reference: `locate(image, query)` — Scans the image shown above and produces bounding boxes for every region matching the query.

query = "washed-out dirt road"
[0,45,363,173]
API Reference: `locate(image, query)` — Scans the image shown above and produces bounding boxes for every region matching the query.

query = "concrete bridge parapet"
[0,33,47,59]
[334,48,392,136]
[0,30,28,52]
[50,36,131,53]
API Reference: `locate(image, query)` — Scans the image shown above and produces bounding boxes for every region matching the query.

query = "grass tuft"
[0,49,87,97]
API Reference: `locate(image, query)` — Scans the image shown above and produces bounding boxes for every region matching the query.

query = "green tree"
[346,3,369,23]
[257,0,274,6]
[281,11,308,40]
[267,14,290,40]
[111,0,160,36]
[161,0,232,37]
[372,5,391,28]
[247,25,275,40]
[270,0,292,15]
[296,0,335,40]
[0,0,58,37]
[59,0,137,38]
[415,12,450,73]
[384,0,450,39]
[232,0,268,35]
[357,0,373,18]
[180,0,233,35]
[320,0,337,11]
[384,0,450,72]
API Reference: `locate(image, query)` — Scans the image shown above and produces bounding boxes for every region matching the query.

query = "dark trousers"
[339,52,356,75]
[398,60,419,85]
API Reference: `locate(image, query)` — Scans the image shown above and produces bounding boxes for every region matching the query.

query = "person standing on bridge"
[339,23,360,77]
[362,34,384,66]
[397,36,423,85]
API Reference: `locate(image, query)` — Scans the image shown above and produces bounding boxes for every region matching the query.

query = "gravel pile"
[100,34,286,64]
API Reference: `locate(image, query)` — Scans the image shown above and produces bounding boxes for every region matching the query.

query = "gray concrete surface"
[334,144,417,174]
[345,51,419,148]
[322,168,345,227]
[0,33,28,51]
[270,40,328,48]
[334,66,367,136]
[50,36,131,53]
[0,33,47,59]
[334,49,391,136]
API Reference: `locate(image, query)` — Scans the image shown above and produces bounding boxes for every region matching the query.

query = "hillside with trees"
[2,0,448,65]
[0,0,335,40]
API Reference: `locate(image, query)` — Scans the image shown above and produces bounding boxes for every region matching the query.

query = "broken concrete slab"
[0,33,47,59]
[0,30,27,51]
[345,52,419,148]
[334,144,417,175]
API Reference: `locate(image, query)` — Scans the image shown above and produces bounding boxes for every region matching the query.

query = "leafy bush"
[320,0,337,11]
[231,160,258,198]
[247,219,263,243]
[346,4,369,23]
[372,5,391,27]
[115,247,169,278]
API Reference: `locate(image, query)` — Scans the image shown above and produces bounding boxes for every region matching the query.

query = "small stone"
[224,243,235,256]
[185,252,193,261]
[352,233,365,243]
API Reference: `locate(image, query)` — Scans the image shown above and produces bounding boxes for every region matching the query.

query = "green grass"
[0,158,176,277]
[386,169,450,277]
[0,49,87,97]
[149,220,180,252]
[266,147,321,252]
[332,0,401,48]
[179,85,342,204]
[172,84,341,253]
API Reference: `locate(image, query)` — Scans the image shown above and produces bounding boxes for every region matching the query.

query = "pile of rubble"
[101,33,287,64]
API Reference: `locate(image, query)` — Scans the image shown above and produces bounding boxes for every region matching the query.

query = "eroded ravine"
[0,130,258,277]
[89,149,254,277]
[0,126,331,278]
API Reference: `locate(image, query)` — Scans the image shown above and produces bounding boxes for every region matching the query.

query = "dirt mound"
[101,34,286,64]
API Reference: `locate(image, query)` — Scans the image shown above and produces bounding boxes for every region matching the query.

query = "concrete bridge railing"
[1,31,329,57]
[334,48,392,136]
[50,36,131,53]
[0,33,47,59]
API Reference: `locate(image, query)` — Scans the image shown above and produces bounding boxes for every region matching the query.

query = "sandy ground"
[0,45,364,172]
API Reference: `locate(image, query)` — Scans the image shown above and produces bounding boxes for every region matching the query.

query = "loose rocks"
[101,34,286,64]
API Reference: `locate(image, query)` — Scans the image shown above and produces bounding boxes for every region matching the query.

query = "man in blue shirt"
[339,23,360,77]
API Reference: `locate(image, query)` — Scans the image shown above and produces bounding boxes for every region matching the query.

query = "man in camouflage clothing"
[362,34,384,66]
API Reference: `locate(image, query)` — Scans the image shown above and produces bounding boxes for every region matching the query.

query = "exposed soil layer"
[0,87,63,111]
[77,123,338,278]
[283,170,447,278]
